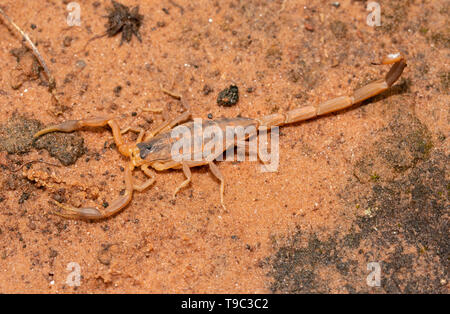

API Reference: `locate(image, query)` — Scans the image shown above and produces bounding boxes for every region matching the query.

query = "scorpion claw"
[51,200,103,220]
[34,120,80,138]
[34,117,115,138]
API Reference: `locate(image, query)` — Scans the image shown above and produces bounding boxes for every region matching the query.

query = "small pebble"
[97,249,112,266]
[113,85,122,97]
[202,85,213,96]
[27,221,36,231]
[332,2,340,8]
[63,36,72,47]
[304,23,315,32]
[75,59,86,69]
[49,248,58,258]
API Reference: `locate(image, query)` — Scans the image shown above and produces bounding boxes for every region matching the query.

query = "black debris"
[113,85,122,97]
[217,85,239,107]
[202,84,213,96]
[105,0,144,45]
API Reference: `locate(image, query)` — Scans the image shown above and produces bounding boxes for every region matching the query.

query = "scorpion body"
[34,53,407,219]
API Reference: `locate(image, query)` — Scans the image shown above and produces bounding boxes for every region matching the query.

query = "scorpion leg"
[142,99,191,141]
[173,162,192,198]
[121,126,146,144]
[208,161,226,211]
[122,107,166,142]
[235,133,271,168]
[133,164,156,192]
[51,165,134,220]
[145,111,191,141]
[120,106,170,143]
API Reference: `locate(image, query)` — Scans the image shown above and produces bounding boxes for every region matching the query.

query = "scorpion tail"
[257,53,407,128]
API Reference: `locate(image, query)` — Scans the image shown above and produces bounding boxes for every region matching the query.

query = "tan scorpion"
[34,53,407,220]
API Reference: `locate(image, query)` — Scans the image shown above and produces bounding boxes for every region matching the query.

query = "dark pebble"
[114,85,122,97]
[217,85,239,107]
[202,85,213,96]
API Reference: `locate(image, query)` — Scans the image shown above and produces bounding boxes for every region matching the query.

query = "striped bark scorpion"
[34,53,406,220]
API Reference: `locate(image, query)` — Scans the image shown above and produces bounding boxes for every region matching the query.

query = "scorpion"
[34,53,406,220]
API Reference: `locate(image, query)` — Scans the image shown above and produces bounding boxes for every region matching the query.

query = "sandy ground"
[0,0,448,293]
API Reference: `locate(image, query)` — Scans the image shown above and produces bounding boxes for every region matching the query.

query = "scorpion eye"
[137,142,153,159]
